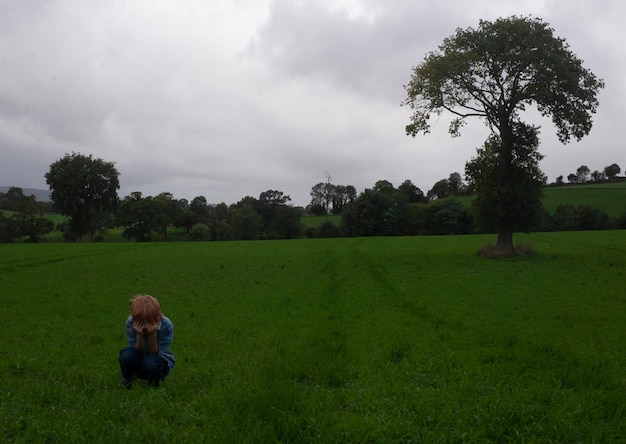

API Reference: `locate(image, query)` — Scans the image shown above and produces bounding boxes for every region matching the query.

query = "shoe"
[118,378,133,389]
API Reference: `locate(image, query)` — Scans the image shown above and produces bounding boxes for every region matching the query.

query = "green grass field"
[457,181,626,213]
[542,181,626,217]
[300,214,341,228]
[1,232,625,442]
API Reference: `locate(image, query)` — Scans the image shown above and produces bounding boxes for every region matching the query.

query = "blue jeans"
[119,347,170,386]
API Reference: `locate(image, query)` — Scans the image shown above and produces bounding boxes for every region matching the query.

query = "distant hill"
[0,186,51,202]
[448,181,626,218]
[542,181,626,218]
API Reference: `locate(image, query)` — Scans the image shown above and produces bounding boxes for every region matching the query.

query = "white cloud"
[0,0,623,207]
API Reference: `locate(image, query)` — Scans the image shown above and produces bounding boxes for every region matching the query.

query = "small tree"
[398,180,427,204]
[427,179,451,200]
[448,172,465,196]
[576,165,591,183]
[604,163,621,180]
[309,181,334,215]
[590,170,606,182]
[14,195,53,242]
[309,180,356,215]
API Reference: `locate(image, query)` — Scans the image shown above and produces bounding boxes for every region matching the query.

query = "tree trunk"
[495,228,515,256]
[495,115,515,256]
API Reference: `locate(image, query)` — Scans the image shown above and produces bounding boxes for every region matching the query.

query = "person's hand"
[144,323,158,335]
[133,321,146,335]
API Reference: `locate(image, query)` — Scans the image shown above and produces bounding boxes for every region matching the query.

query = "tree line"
[553,163,621,185]
[305,178,626,239]
[2,151,625,244]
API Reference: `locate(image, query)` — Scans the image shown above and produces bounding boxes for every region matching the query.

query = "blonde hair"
[130,294,163,330]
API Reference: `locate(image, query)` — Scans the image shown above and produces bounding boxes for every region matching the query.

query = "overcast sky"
[1,0,623,206]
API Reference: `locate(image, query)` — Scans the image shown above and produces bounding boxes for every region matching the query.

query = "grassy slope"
[444,181,626,217]
[542,181,626,217]
[1,232,625,442]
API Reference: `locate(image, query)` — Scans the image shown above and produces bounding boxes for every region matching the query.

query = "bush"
[426,199,470,235]
[615,211,626,229]
[551,204,610,231]
[62,227,81,242]
[317,220,341,238]
[188,223,211,241]
[0,213,19,243]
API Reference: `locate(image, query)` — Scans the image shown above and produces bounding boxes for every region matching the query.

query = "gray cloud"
[1,0,623,207]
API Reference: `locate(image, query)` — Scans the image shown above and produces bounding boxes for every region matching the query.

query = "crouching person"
[119,294,175,388]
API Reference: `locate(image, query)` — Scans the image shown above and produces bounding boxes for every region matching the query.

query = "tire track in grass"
[289,239,357,390]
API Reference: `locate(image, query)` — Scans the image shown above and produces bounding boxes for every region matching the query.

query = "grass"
[442,181,626,218]
[1,232,626,442]
[300,214,342,228]
[542,181,626,217]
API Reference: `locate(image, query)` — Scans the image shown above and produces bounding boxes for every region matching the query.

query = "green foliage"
[465,123,546,233]
[427,178,451,199]
[341,182,474,237]
[266,205,303,239]
[404,16,603,141]
[0,188,52,242]
[0,212,20,242]
[404,16,604,253]
[304,220,341,238]
[1,233,626,441]
[309,181,357,215]
[117,192,163,241]
[551,204,610,231]
[604,163,621,179]
[341,185,410,236]
[301,214,342,229]
[231,191,303,239]
[398,179,428,203]
[405,202,429,235]
[187,223,211,241]
[229,204,263,240]
[45,152,120,240]
[425,198,471,235]
[543,182,626,218]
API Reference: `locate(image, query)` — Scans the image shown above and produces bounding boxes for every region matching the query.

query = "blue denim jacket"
[125,316,176,369]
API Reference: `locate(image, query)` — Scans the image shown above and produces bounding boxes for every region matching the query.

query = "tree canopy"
[403,16,604,254]
[0,187,52,242]
[45,152,120,240]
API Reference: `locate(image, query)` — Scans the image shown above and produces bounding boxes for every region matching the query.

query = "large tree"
[45,152,120,240]
[403,16,604,254]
